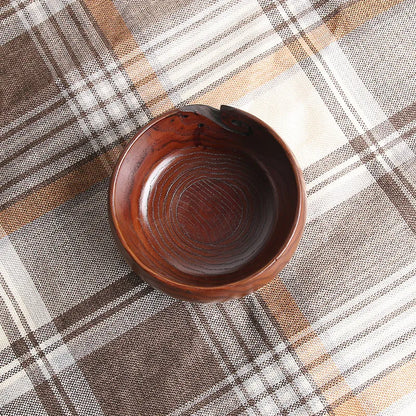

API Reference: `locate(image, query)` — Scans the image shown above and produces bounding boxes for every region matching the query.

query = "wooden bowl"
[109,105,306,302]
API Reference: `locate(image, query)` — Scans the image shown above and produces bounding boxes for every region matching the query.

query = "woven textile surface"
[1,0,416,414]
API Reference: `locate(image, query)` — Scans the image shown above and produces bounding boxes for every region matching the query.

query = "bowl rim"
[109,104,306,293]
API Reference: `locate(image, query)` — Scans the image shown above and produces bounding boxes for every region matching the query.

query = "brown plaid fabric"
[1,0,415,414]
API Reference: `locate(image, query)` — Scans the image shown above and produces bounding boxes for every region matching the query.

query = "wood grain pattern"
[109,105,306,302]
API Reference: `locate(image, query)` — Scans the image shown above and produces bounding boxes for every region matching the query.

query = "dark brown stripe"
[0,116,80,170]
[54,272,139,332]
[0,0,24,20]
[0,96,67,143]
[61,284,153,344]
[390,101,416,130]
[27,332,79,416]
[4,275,151,381]
[34,381,67,416]
[377,173,416,233]
[185,303,324,415]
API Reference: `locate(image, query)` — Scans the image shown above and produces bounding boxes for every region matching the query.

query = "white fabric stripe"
[275,2,365,135]
[0,334,61,378]
[0,237,104,413]
[345,331,416,391]
[316,38,389,130]
[289,260,416,345]
[306,138,415,219]
[0,93,63,137]
[0,284,26,338]
[152,0,261,68]
[306,164,374,222]
[0,368,33,407]
[321,272,416,352]
[175,31,281,101]
[305,155,360,192]
[67,290,174,361]
[0,325,9,350]
[306,127,413,192]
[2,0,77,45]
[0,236,52,331]
[167,335,290,416]
[138,0,239,52]
[164,13,272,84]
[0,281,146,382]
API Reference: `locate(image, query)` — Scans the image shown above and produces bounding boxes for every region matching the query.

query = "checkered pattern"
[1,0,416,414]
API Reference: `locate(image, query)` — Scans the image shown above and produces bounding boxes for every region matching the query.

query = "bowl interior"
[111,109,300,287]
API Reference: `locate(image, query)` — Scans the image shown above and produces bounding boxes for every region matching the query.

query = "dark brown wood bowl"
[109,105,306,302]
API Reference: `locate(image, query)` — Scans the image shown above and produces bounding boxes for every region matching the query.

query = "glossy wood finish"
[109,105,306,302]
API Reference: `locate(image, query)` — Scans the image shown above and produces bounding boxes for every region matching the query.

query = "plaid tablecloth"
[1,0,416,415]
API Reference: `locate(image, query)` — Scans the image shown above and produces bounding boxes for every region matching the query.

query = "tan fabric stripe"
[194,0,404,107]
[259,279,366,413]
[335,357,416,415]
[0,146,122,235]
[259,276,310,338]
[82,0,174,116]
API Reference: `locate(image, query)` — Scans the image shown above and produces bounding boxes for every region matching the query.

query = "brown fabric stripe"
[0,96,67,143]
[61,284,153,345]
[39,5,126,144]
[0,137,123,213]
[54,272,139,333]
[34,381,67,416]
[377,173,416,233]
[0,145,122,235]
[259,277,310,338]
[390,101,416,130]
